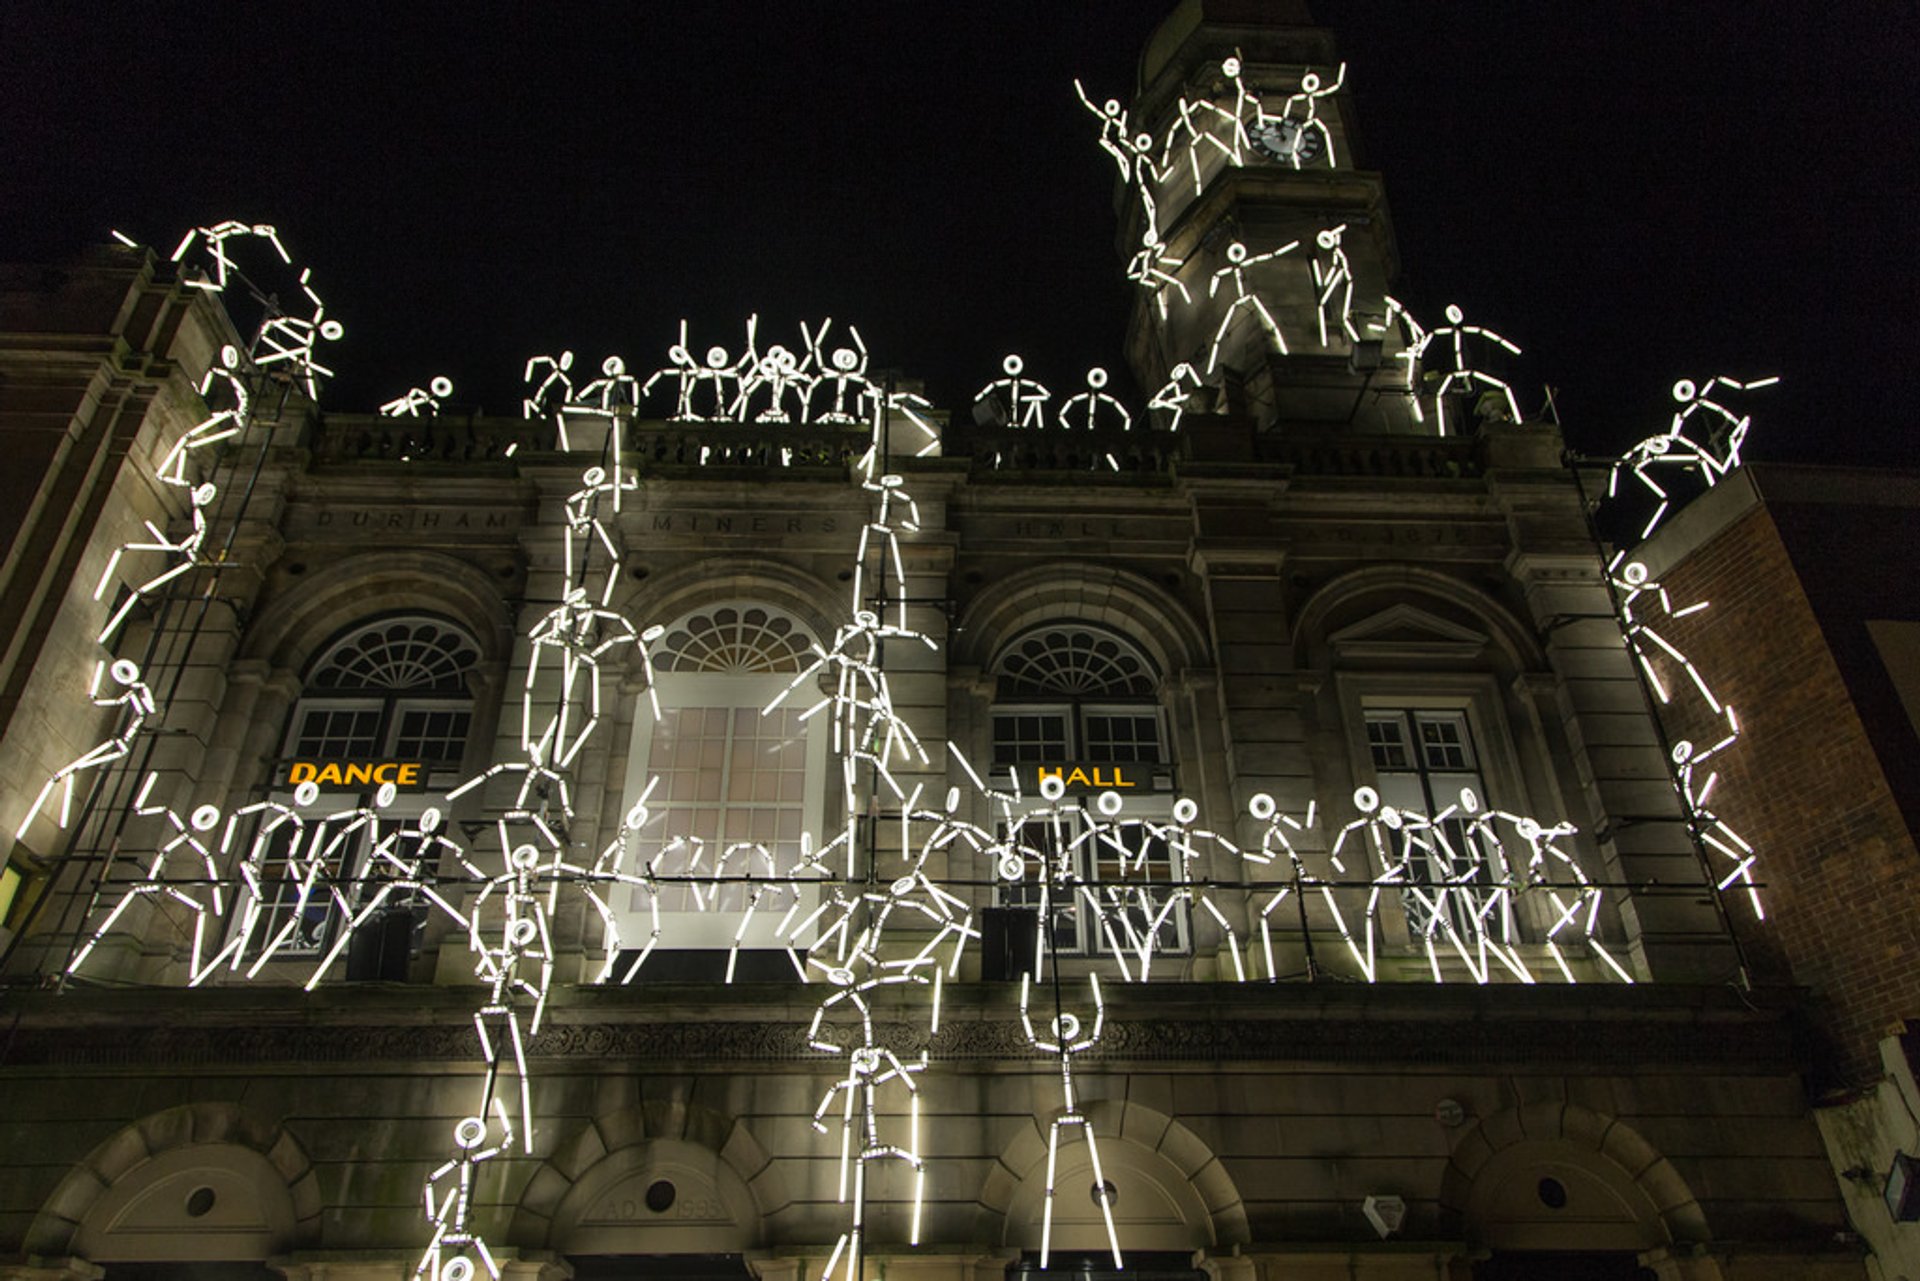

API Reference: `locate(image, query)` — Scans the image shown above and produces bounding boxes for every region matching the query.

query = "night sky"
[4,2,1915,467]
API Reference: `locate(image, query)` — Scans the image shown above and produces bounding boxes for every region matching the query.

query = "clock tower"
[1119,0,1436,434]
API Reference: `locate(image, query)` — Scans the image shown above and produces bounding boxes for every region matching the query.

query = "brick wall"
[1654,502,1920,1092]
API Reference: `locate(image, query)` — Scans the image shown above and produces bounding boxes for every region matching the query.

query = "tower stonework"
[1122,1,1425,432]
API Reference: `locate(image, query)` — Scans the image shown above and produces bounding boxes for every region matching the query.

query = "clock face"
[1251,117,1324,165]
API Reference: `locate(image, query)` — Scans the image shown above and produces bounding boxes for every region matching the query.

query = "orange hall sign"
[282,760,430,791]
[1025,763,1161,794]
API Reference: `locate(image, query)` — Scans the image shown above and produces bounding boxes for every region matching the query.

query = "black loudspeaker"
[345,909,412,981]
[979,906,1039,981]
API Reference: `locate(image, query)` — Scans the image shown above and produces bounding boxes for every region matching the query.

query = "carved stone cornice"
[0,982,1801,1072]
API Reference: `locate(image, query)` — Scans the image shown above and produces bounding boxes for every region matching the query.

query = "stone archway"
[977,1099,1248,1255]
[26,1103,320,1262]
[1440,1102,1709,1253]
[509,1102,788,1255]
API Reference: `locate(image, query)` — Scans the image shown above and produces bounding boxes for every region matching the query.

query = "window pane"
[1365,714,1412,770]
[294,707,381,757]
[393,708,471,763]
[1083,713,1161,764]
[992,712,1068,765]
[1415,712,1474,770]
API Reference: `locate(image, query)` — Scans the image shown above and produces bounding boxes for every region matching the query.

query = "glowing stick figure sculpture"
[60,772,226,979]
[522,352,575,420]
[381,376,454,418]
[1020,972,1120,1268]
[643,323,705,422]
[1074,78,1170,235]
[15,660,157,838]
[1610,375,1780,538]
[1207,240,1300,374]
[738,332,814,423]
[1056,367,1133,433]
[1411,304,1523,434]
[420,1104,514,1281]
[1126,229,1191,322]
[1324,786,1438,982]
[974,355,1053,429]
[1148,362,1203,432]
[1311,224,1358,348]
[1670,736,1764,921]
[802,319,878,426]
[1254,62,1345,169]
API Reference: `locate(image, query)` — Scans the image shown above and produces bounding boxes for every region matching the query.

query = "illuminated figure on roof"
[1412,303,1523,434]
[522,351,575,419]
[974,354,1053,429]
[693,339,748,420]
[1056,367,1133,433]
[803,319,878,426]
[738,336,813,423]
[380,376,453,418]
[1207,239,1300,374]
[1148,361,1204,432]
[1611,374,1780,538]
[642,323,705,421]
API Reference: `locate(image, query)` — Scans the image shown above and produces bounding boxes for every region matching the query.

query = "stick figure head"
[1227,241,1249,263]
[705,346,730,369]
[1672,378,1698,403]
[1445,304,1465,324]
[1301,70,1322,92]
[1003,354,1024,376]
[1222,55,1242,77]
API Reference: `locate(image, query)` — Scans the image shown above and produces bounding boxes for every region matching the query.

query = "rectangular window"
[995,813,1188,960]
[293,706,381,758]
[618,672,827,957]
[1364,708,1505,942]
[991,707,1164,767]
[1082,712,1161,764]
[393,707,473,763]
[992,711,1069,765]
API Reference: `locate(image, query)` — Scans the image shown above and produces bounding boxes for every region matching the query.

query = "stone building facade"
[0,4,1884,1281]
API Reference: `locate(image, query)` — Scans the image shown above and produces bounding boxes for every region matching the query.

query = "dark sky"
[4,2,1915,466]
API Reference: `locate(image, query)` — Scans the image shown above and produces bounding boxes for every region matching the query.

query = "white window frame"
[988,702,1184,958]
[1335,672,1554,949]
[618,672,829,952]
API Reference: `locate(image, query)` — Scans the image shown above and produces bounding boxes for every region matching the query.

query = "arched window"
[991,625,1167,769]
[989,624,1184,959]
[617,603,824,979]
[654,604,815,673]
[292,616,481,766]
[245,614,482,963]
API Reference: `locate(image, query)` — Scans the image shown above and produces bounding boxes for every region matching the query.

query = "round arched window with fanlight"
[615,602,826,980]
[991,624,1163,767]
[248,614,483,962]
[987,623,1184,958]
